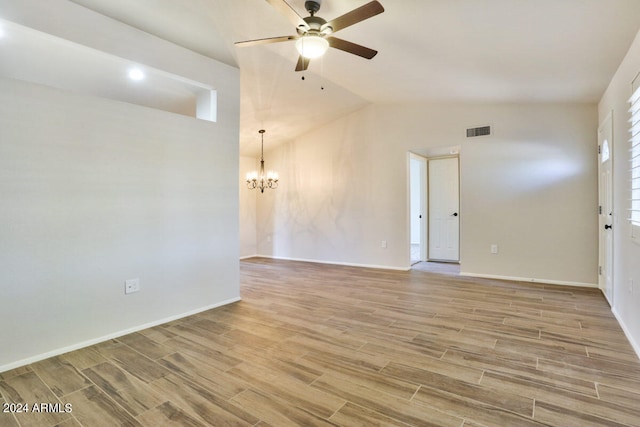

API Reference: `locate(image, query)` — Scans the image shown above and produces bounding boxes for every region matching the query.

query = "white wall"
[0,1,240,371]
[461,105,597,285]
[598,28,640,355]
[240,156,257,257]
[251,102,598,285]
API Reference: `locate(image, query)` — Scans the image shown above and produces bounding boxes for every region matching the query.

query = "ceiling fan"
[235,0,384,71]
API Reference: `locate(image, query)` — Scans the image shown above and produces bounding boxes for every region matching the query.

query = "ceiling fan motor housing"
[303,16,328,32]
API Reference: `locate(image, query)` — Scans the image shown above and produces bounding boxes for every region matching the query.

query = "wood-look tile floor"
[2,257,640,426]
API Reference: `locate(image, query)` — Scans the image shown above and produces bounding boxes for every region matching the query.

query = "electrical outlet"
[490,244,498,254]
[125,278,140,294]
[381,240,387,249]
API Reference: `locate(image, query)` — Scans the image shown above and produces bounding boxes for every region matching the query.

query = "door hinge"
[599,205,603,215]
[598,145,601,155]
[599,266,602,275]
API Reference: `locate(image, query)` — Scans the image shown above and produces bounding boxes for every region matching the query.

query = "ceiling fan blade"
[325,1,384,33]
[327,37,377,59]
[235,35,298,47]
[266,0,309,30]
[295,55,310,72]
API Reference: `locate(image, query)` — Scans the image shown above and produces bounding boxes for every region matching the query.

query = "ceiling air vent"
[466,125,491,138]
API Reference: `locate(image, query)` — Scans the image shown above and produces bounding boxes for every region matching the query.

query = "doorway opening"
[409,147,461,272]
[409,154,427,265]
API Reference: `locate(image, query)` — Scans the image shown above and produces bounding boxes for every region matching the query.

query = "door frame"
[598,110,614,306]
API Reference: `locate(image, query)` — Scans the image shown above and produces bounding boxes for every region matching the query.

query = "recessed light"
[128,68,145,81]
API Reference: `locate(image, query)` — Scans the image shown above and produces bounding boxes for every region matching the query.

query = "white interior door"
[598,113,613,305]
[428,157,459,261]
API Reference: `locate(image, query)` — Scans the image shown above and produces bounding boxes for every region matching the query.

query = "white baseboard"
[251,254,411,271]
[459,272,598,288]
[239,254,258,260]
[612,307,640,360]
[0,297,241,374]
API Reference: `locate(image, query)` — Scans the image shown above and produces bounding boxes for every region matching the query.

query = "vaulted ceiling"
[11,1,640,155]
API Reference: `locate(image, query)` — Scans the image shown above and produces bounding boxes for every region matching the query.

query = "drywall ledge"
[0,18,217,121]
[0,297,241,374]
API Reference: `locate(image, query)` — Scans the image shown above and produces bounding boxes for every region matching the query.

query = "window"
[601,139,610,163]
[629,76,640,239]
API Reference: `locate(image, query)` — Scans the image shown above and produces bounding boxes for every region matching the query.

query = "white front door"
[598,113,614,305]
[428,157,460,261]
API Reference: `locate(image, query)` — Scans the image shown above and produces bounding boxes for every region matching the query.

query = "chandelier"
[246,129,278,193]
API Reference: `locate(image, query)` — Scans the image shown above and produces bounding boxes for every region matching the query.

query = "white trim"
[253,254,411,271]
[459,272,597,288]
[239,254,259,260]
[0,297,241,374]
[629,84,640,231]
[632,70,640,93]
[612,307,640,359]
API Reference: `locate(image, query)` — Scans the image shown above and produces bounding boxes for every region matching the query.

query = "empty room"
[2,0,640,425]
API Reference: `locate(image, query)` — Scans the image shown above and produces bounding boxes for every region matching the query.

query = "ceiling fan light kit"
[235,0,384,71]
[295,35,329,59]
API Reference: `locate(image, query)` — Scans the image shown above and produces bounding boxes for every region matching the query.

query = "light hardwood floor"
[2,258,640,426]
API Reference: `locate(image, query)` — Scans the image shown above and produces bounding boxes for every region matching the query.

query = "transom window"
[601,139,610,163]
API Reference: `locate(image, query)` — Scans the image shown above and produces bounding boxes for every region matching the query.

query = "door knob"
[452,212,458,217]
[605,224,612,230]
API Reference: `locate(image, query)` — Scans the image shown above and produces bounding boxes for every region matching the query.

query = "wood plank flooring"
[2,257,640,426]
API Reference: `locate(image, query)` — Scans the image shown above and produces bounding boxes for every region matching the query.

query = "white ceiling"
[7,0,640,155]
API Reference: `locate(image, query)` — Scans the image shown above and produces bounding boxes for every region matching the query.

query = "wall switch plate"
[490,244,498,254]
[381,240,387,249]
[630,278,634,294]
[125,278,140,294]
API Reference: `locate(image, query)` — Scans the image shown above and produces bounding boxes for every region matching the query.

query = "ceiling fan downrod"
[305,0,321,16]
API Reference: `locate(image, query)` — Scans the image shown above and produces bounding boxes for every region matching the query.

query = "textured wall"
[252,102,598,286]
[0,0,240,371]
